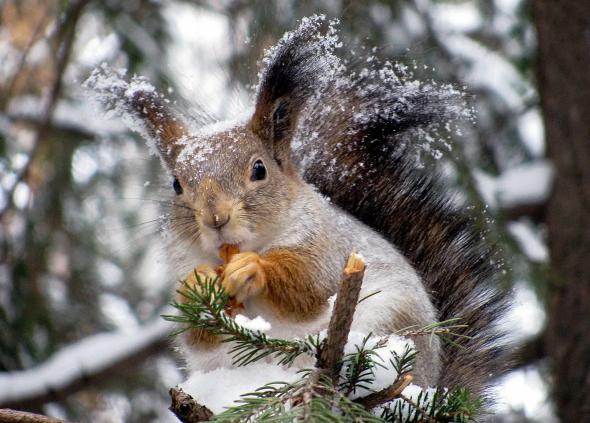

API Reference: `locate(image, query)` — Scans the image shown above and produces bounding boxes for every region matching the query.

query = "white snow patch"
[474,161,554,210]
[71,146,99,184]
[496,161,554,208]
[79,33,120,67]
[492,367,556,421]
[473,169,498,208]
[163,4,242,118]
[517,108,545,158]
[432,2,482,33]
[99,293,140,330]
[12,182,30,209]
[508,220,548,263]
[234,314,272,333]
[438,33,531,110]
[504,281,545,340]
[343,331,415,399]
[377,384,440,419]
[179,329,415,414]
[180,363,300,414]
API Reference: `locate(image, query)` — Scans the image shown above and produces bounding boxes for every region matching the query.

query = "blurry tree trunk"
[533,1,590,421]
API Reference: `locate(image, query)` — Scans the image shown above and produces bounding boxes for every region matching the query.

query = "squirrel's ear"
[251,95,297,169]
[130,90,188,168]
[250,16,335,170]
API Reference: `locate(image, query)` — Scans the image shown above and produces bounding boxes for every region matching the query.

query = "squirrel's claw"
[222,252,267,303]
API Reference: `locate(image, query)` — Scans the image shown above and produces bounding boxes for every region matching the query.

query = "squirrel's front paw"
[222,252,267,303]
[179,264,218,299]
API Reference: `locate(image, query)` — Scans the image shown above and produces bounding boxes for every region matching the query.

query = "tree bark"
[533,1,590,421]
[316,253,365,384]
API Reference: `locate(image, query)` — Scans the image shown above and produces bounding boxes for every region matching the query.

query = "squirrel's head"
[125,16,336,257]
[129,86,305,254]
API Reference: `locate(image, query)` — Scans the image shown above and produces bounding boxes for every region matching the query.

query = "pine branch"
[381,387,482,423]
[164,275,320,366]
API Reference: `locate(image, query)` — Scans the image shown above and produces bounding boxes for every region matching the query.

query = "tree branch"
[354,374,413,410]
[0,409,71,423]
[316,253,366,384]
[0,0,89,219]
[169,388,213,423]
[0,318,171,410]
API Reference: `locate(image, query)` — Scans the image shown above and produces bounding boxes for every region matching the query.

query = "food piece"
[219,243,240,264]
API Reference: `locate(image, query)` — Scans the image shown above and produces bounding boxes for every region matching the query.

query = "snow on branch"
[0,315,173,407]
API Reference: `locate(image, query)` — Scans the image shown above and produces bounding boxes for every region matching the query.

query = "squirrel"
[88,15,508,403]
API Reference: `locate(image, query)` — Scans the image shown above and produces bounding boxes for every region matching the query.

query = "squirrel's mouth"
[199,221,256,255]
[214,238,243,250]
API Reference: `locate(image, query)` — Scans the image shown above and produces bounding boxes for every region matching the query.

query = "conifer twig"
[316,252,366,384]
[354,374,413,410]
[169,388,213,423]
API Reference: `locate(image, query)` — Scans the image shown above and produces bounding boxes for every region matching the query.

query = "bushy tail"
[303,143,510,396]
[255,15,510,398]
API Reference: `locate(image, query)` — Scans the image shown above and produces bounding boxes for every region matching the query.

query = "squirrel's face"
[168,124,299,255]
[127,36,314,258]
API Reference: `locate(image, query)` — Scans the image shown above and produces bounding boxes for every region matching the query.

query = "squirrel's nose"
[203,213,230,230]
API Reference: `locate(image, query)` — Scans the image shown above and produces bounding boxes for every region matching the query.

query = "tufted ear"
[130,89,188,169]
[251,95,296,170]
[250,16,338,171]
[84,66,190,171]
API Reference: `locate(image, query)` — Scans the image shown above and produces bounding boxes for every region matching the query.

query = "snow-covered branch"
[0,316,172,408]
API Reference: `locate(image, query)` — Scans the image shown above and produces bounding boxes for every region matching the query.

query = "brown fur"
[258,247,331,318]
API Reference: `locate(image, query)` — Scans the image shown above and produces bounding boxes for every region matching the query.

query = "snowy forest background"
[0,0,588,422]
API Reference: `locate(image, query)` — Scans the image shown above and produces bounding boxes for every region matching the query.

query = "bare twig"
[354,374,413,410]
[169,388,213,423]
[0,409,72,423]
[1,8,47,108]
[0,0,89,219]
[316,252,366,384]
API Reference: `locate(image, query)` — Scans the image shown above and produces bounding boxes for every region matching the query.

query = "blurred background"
[1,0,588,422]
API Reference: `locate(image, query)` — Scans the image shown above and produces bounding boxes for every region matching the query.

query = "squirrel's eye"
[172,177,183,195]
[251,160,266,181]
